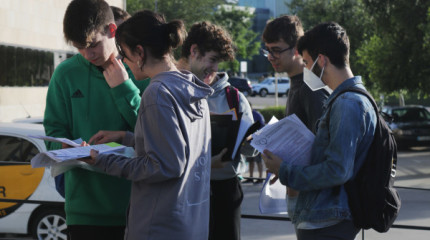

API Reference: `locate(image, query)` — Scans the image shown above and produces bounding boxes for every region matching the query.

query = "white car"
[252,77,290,97]
[0,123,66,240]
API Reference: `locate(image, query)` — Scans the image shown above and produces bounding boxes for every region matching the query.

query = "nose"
[267,53,275,61]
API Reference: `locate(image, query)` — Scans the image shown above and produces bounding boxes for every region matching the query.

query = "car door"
[0,135,44,218]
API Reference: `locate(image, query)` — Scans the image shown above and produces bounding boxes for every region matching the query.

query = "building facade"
[0,0,125,122]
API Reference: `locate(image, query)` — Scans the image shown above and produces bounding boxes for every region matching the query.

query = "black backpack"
[328,87,401,233]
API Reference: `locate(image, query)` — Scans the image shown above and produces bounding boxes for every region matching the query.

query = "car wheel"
[247,89,253,96]
[30,208,67,240]
[259,89,268,97]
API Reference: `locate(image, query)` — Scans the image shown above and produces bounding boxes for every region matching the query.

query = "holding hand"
[89,130,126,145]
[79,149,99,165]
[262,149,283,184]
[211,148,228,169]
[103,54,129,88]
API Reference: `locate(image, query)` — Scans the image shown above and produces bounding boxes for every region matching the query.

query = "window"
[0,136,39,163]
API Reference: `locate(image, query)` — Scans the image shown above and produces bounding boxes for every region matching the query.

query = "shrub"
[259,106,285,122]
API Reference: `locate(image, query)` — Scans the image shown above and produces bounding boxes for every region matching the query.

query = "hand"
[262,149,283,181]
[89,130,126,145]
[211,148,228,169]
[103,54,129,88]
[79,149,99,165]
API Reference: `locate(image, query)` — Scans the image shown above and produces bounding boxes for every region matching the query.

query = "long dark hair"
[116,10,185,66]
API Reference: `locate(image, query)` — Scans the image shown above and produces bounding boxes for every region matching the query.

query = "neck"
[144,57,179,78]
[176,57,190,71]
[283,54,305,78]
[324,66,354,90]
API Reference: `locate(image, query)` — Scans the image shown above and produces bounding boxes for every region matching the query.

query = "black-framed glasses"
[261,46,294,58]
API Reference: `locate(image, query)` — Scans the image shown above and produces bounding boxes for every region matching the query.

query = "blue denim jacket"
[279,76,377,224]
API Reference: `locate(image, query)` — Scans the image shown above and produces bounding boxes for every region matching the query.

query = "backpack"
[328,87,401,233]
[225,85,240,112]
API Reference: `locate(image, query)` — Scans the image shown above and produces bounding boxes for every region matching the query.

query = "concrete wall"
[0,87,48,122]
[0,0,125,122]
[0,0,124,52]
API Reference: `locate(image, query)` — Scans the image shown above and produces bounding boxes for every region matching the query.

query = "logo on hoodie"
[71,89,84,98]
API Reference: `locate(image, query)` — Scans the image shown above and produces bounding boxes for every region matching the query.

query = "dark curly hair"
[181,21,235,61]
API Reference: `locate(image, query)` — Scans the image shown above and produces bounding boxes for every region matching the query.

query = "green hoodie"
[44,54,149,226]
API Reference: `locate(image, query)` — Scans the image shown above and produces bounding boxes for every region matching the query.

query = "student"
[261,15,329,227]
[83,10,213,240]
[43,0,148,239]
[177,21,254,240]
[263,22,377,240]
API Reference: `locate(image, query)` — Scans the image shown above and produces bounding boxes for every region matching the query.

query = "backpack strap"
[327,87,379,139]
[225,85,240,112]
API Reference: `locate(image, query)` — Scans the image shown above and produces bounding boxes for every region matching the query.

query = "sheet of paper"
[251,114,314,166]
[259,173,288,215]
[29,135,83,148]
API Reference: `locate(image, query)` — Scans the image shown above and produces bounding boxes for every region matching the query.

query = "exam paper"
[251,114,314,166]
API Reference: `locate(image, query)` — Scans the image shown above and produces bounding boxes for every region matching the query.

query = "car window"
[392,108,430,122]
[0,136,39,163]
[261,78,273,84]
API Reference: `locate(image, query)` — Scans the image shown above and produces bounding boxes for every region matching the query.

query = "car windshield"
[392,108,430,122]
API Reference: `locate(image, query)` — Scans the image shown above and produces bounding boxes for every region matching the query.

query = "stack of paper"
[251,114,315,166]
[29,135,133,176]
[251,114,315,214]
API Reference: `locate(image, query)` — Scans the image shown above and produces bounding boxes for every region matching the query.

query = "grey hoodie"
[208,72,254,180]
[95,71,213,240]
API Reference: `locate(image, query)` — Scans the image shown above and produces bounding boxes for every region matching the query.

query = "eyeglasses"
[261,46,294,58]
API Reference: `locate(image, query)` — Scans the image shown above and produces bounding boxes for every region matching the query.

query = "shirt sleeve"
[95,95,187,183]
[110,79,142,130]
[279,97,367,191]
[43,74,71,150]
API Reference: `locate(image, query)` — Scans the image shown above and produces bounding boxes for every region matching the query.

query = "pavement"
[1,149,429,240]
[240,147,430,240]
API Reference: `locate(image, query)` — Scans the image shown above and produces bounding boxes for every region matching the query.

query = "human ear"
[190,44,199,58]
[108,23,117,38]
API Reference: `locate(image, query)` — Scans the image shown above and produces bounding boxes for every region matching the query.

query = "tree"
[127,0,224,24]
[287,0,374,91]
[358,0,430,94]
[210,5,260,73]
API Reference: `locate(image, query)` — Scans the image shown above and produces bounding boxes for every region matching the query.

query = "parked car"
[382,105,430,149]
[251,77,290,97]
[228,76,253,96]
[0,123,66,240]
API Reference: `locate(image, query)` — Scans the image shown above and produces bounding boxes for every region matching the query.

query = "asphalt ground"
[1,149,429,240]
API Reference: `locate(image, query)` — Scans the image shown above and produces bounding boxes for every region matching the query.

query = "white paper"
[29,135,83,148]
[32,146,135,177]
[259,173,287,215]
[251,114,314,166]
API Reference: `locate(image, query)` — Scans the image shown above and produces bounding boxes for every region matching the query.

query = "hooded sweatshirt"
[43,54,149,226]
[95,71,213,240]
[208,73,254,180]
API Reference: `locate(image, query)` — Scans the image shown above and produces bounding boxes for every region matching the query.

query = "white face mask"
[303,56,332,93]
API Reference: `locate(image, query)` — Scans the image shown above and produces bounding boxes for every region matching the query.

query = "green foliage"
[287,0,374,88]
[359,0,430,94]
[287,0,430,97]
[210,6,260,73]
[126,0,223,24]
[126,1,260,74]
[259,106,285,121]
